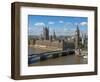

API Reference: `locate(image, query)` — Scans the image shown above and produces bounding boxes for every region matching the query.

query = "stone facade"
[29,39,75,51]
[29,26,81,51]
[34,40,63,49]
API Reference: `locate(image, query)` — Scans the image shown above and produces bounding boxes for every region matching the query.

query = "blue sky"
[28,15,88,36]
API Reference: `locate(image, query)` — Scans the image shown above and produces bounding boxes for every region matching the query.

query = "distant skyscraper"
[75,25,80,49]
[82,33,85,45]
[43,26,49,40]
[82,33,88,45]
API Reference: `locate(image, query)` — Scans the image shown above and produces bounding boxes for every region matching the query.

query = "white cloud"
[80,22,87,26]
[34,22,45,27]
[59,21,64,23]
[48,21,55,24]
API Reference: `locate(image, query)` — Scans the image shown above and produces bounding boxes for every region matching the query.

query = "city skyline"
[28,15,88,36]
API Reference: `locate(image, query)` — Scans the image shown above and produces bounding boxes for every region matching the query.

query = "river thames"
[28,46,88,66]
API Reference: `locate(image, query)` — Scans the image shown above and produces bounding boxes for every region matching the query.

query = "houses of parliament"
[29,25,87,51]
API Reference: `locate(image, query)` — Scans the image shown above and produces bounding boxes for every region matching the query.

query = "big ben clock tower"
[75,25,80,49]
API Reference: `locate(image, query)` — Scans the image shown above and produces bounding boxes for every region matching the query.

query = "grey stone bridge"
[28,49,75,64]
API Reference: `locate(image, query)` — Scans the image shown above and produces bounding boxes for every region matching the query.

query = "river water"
[28,47,87,66]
